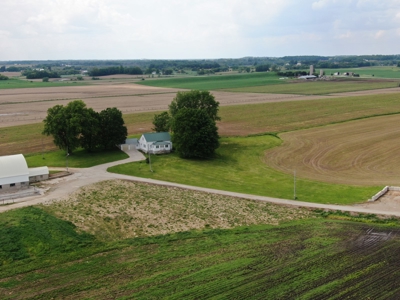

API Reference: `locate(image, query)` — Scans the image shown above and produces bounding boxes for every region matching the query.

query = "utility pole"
[294,170,296,200]
[66,147,69,173]
[149,151,153,172]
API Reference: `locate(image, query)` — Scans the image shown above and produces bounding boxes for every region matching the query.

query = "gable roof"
[142,132,171,142]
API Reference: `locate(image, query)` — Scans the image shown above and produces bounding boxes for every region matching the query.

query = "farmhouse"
[0,154,49,191]
[138,132,172,154]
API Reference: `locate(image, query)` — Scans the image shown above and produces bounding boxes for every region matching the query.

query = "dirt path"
[1,148,399,217]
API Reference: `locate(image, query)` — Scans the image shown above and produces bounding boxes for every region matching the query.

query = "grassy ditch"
[108,136,379,205]
[2,201,400,299]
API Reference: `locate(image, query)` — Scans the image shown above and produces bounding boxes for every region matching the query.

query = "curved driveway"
[0,149,399,217]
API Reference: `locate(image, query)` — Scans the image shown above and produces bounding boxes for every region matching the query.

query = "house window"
[10,183,15,187]
[156,146,159,149]
[0,185,2,189]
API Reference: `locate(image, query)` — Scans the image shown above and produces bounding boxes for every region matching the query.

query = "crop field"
[323,66,400,79]
[0,82,330,129]
[224,79,398,95]
[137,72,285,90]
[264,114,400,186]
[2,193,400,299]
[109,136,378,204]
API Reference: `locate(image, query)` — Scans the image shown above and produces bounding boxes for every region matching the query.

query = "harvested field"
[0,72,21,77]
[264,114,400,186]
[0,83,333,128]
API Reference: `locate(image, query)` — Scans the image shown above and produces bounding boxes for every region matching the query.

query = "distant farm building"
[0,154,48,191]
[138,132,172,154]
[299,75,317,80]
[309,65,315,75]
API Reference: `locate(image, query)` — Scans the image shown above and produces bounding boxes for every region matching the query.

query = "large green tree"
[43,100,87,153]
[80,108,100,152]
[43,100,127,153]
[169,90,220,122]
[98,107,127,150]
[152,111,170,132]
[171,108,219,159]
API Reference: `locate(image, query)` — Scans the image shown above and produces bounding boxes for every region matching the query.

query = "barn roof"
[0,154,29,185]
[142,132,171,142]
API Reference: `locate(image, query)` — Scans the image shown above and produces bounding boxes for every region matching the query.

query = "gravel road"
[1,148,398,217]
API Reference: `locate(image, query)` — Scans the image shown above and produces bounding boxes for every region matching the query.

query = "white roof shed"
[0,154,29,185]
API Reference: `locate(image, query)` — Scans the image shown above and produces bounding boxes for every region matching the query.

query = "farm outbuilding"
[138,132,172,154]
[0,154,48,191]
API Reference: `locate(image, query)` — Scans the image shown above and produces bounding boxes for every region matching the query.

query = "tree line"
[88,66,143,76]
[43,100,127,154]
[22,69,60,79]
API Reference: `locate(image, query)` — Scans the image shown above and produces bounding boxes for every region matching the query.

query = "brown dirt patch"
[0,72,21,77]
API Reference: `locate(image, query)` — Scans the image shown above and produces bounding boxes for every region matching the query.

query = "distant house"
[0,154,48,191]
[138,132,172,154]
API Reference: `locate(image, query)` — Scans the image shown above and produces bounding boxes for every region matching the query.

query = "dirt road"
[0,148,399,217]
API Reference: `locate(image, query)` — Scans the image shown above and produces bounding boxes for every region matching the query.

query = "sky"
[1,0,400,60]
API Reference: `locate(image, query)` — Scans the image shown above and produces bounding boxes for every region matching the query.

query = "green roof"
[143,132,171,142]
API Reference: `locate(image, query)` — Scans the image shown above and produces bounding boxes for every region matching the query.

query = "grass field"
[224,80,398,95]
[108,136,379,204]
[2,197,400,299]
[137,68,400,94]
[323,66,400,78]
[0,78,86,89]
[25,148,128,168]
[137,72,284,90]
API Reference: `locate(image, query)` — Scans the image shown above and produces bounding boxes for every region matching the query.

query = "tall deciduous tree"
[171,108,219,159]
[43,100,127,153]
[80,108,100,152]
[169,90,220,122]
[152,111,170,132]
[98,107,127,150]
[43,100,87,153]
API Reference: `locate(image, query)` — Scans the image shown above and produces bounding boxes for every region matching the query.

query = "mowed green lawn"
[25,148,128,168]
[108,135,378,205]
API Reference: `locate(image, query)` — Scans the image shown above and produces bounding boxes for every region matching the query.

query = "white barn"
[138,132,172,154]
[0,154,49,191]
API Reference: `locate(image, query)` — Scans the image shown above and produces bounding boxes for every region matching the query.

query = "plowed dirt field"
[265,114,400,186]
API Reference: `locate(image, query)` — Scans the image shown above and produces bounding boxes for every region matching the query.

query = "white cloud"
[1,0,400,59]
